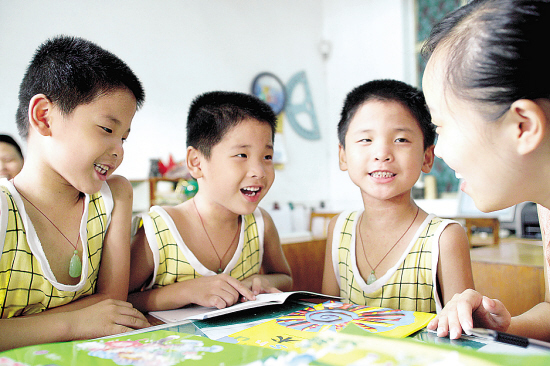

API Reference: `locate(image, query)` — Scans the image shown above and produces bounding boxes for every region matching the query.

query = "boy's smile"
[241,186,263,201]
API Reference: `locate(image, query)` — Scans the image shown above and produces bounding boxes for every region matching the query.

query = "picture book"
[0,330,283,366]
[3,317,550,366]
[149,291,339,323]
[220,300,435,351]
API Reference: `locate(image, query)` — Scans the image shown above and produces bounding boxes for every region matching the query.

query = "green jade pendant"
[366,270,377,285]
[69,250,82,278]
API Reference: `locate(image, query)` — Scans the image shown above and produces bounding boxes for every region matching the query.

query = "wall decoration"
[251,72,287,115]
[285,71,321,140]
[251,72,288,168]
[416,0,465,196]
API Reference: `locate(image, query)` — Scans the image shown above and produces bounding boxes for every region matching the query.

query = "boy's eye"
[100,126,113,133]
[236,153,247,158]
[395,138,409,143]
[265,155,273,161]
[358,138,372,143]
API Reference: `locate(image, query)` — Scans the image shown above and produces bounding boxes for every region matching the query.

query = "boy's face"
[339,99,433,203]
[194,118,275,215]
[46,89,136,194]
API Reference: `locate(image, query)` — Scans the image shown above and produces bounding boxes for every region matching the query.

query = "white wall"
[0,0,414,217]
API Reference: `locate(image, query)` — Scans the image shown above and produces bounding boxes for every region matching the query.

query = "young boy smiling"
[129,91,292,312]
[322,79,474,313]
[0,35,149,351]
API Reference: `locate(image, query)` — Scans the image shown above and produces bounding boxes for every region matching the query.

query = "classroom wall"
[0,0,414,223]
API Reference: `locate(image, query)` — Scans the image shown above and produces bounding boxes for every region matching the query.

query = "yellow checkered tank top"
[0,179,113,318]
[140,206,264,289]
[331,211,457,313]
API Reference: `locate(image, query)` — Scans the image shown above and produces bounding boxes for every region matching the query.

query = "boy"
[322,79,474,313]
[0,35,149,351]
[128,91,292,312]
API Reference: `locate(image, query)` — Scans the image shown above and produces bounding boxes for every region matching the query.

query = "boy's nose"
[249,162,266,178]
[373,145,393,162]
[111,142,124,160]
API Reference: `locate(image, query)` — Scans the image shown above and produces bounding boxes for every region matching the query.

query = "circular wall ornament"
[251,72,287,115]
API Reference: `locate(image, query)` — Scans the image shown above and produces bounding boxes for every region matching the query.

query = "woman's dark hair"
[421,0,550,120]
[0,134,23,159]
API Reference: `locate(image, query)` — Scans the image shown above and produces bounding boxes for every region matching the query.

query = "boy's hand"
[427,289,511,339]
[241,274,281,296]
[187,274,256,309]
[71,299,150,340]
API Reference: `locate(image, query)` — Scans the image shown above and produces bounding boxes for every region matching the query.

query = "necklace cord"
[12,179,83,251]
[193,198,240,272]
[358,206,420,275]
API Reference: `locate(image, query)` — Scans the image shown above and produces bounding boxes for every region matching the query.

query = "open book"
[149,291,340,323]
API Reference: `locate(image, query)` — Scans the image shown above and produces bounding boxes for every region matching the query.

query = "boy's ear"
[508,99,547,155]
[28,94,53,137]
[421,145,435,174]
[338,144,348,171]
[186,146,203,179]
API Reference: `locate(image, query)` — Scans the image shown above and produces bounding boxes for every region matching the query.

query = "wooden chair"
[309,212,339,237]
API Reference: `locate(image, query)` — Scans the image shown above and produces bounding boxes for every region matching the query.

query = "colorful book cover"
[262,330,550,366]
[0,330,282,366]
[221,300,435,351]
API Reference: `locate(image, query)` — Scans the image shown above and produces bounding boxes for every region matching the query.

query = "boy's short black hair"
[186,91,277,158]
[16,35,145,138]
[338,79,435,150]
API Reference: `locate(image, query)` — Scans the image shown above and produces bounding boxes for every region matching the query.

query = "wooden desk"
[282,237,326,293]
[470,237,545,317]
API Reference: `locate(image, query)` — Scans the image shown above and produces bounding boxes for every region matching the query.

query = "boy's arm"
[321,216,340,296]
[437,222,475,305]
[242,208,293,294]
[0,299,149,351]
[128,273,256,312]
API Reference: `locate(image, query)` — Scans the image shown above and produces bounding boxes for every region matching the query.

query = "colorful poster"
[0,331,282,366]
[222,300,435,351]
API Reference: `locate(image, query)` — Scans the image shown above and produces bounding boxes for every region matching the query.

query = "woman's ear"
[338,144,348,171]
[186,146,203,179]
[421,145,436,174]
[28,94,53,136]
[508,99,547,155]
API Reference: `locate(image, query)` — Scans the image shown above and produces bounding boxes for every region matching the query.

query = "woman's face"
[422,53,521,212]
[0,141,23,180]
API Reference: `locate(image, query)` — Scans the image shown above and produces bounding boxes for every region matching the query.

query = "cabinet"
[131,177,183,212]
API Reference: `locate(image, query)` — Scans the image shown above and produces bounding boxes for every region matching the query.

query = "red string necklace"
[193,198,240,273]
[358,206,419,285]
[12,179,84,278]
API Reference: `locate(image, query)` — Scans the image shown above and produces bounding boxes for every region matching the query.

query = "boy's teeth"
[94,163,108,175]
[241,187,260,196]
[370,171,395,178]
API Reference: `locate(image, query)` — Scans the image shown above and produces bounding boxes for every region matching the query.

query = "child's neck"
[191,195,241,225]
[361,197,419,228]
[14,164,83,207]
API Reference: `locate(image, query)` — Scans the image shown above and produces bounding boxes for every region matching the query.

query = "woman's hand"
[428,289,511,339]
